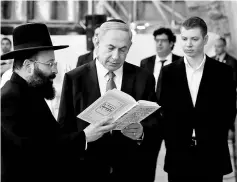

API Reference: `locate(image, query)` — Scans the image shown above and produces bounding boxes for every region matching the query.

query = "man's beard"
[28,66,56,100]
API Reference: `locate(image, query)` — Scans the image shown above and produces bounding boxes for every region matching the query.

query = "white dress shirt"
[95,59,123,96]
[184,55,206,106]
[153,53,172,90]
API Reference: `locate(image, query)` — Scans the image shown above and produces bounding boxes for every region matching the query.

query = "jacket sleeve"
[1,91,86,157]
[57,73,80,133]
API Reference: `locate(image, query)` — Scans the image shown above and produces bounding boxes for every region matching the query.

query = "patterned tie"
[156,60,166,103]
[106,71,116,91]
[106,72,116,135]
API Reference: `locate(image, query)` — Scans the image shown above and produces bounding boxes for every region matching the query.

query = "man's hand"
[84,117,115,143]
[121,123,143,140]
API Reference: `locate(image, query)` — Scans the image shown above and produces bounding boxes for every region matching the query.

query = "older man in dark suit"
[58,19,160,182]
[1,23,115,182]
[140,27,181,102]
[159,17,236,182]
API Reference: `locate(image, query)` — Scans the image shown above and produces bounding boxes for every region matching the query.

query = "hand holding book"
[77,89,160,130]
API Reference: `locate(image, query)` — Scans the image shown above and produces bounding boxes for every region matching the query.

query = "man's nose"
[52,65,58,74]
[112,49,119,60]
[187,39,193,47]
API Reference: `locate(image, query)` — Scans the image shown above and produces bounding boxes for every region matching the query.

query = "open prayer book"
[77,89,160,130]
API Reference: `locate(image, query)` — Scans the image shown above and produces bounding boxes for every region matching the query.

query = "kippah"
[100,19,130,32]
[106,19,126,24]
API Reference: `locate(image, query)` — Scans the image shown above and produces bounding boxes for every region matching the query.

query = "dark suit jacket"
[58,61,161,182]
[76,51,93,67]
[212,53,237,86]
[1,72,86,182]
[140,53,182,102]
[140,53,181,73]
[159,56,236,176]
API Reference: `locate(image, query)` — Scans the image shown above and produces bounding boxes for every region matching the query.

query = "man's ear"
[23,59,34,74]
[169,42,174,49]
[128,41,132,51]
[204,35,209,45]
[94,37,99,48]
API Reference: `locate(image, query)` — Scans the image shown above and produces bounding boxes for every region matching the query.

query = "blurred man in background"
[76,24,101,67]
[1,37,12,54]
[1,37,13,77]
[140,27,181,102]
[212,37,237,86]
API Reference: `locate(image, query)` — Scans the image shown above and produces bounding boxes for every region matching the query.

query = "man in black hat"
[1,23,115,182]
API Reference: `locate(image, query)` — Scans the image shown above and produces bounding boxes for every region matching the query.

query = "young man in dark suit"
[140,27,181,102]
[58,19,160,182]
[76,24,101,67]
[159,16,236,182]
[1,23,115,182]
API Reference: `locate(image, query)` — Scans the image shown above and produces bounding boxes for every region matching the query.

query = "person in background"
[140,27,181,102]
[76,24,101,67]
[159,16,236,182]
[212,37,237,86]
[1,37,12,54]
[1,37,13,77]
[1,23,115,182]
[58,19,160,182]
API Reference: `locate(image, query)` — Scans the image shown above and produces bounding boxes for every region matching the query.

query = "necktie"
[216,56,221,62]
[106,72,116,135]
[156,60,166,103]
[106,71,116,91]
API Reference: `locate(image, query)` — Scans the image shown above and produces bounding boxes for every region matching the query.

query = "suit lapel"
[86,60,101,102]
[175,60,194,108]
[223,53,230,64]
[148,56,156,73]
[88,51,93,61]
[195,57,213,109]
[121,62,135,96]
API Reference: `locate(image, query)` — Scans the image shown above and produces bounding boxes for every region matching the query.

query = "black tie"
[156,60,166,102]
[106,71,116,91]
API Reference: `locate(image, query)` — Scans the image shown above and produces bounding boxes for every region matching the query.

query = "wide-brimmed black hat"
[1,23,69,60]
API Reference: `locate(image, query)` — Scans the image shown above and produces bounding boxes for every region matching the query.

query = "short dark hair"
[13,51,38,71]
[1,37,12,46]
[181,16,207,37]
[218,37,227,46]
[153,27,176,50]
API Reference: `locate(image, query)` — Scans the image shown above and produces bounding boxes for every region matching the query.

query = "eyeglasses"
[154,38,169,43]
[30,60,57,68]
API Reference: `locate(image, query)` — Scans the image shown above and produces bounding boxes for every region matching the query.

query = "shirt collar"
[93,50,97,60]
[184,54,206,71]
[95,58,123,78]
[156,52,172,62]
[217,52,226,61]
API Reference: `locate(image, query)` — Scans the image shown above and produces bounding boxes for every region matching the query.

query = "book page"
[77,89,137,124]
[138,100,160,107]
[114,101,160,130]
